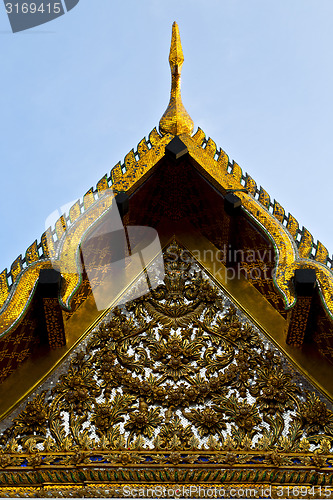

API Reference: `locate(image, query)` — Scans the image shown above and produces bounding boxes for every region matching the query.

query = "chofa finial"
[159,22,194,136]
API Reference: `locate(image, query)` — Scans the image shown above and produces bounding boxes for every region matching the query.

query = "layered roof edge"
[1,19,333,337]
[1,148,332,307]
[0,125,333,338]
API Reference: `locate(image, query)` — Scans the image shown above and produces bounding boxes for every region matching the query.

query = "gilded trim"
[0,128,173,337]
[180,130,333,320]
[167,223,333,402]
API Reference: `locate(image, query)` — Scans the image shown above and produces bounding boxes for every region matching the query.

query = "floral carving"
[297,392,333,437]
[182,407,226,437]
[1,241,333,480]
[11,393,49,440]
[125,405,162,439]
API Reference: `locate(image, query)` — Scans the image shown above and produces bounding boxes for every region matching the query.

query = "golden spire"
[159,22,194,136]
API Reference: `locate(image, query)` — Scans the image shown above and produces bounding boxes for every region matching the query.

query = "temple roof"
[1,239,333,496]
[0,21,333,413]
[159,21,194,136]
[1,21,333,497]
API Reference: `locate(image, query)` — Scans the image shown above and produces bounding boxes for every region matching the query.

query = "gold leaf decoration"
[1,242,333,487]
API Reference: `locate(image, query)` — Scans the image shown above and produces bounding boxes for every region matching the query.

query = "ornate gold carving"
[286,296,312,346]
[273,200,285,224]
[58,191,115,309]
[124,149,136,172]
[286,213,299,240]
[231,161,242,183]
[83,188,95,210]
[0,481,333,499]
[298,228,313,259]
[25,241,39,265]
[148,127,162,148]
[4,119,333,345]
[137,136,149,157]
[69,200,81,223]
[245,175,257,196]
[316,241,329,265]
[180,132,297,306]
[180,131,333,321]
[0,127,173,336]
[258,187,270,209]
[0,260,52,337]
[97,175,109,195]
[205,137,217,157]
[10,256,22,284]
[159,22,194,136]
[55,215,67,240]
[41,228,56,260]
[1,243,333,492]
[192,127,206,146]
[42,297,66,349]
[217,147,229,171]
[2,18,333,374]
[0,270,9,309]
[111,161,123,186]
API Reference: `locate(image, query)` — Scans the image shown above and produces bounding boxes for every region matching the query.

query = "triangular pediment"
[1,240,333,496]
[1,21,333,497]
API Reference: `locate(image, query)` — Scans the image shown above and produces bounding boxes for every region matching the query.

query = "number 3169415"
[5,3,62,14]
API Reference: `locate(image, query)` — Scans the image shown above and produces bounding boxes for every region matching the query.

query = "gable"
[1,21,333,497]
[1,240,333,497]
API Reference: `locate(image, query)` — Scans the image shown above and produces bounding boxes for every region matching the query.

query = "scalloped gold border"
[1,126,333,343]
[180,130,333,321]
[0,129,173,338]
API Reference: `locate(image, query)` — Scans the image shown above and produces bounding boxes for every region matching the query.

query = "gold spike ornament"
[159,22,194,136]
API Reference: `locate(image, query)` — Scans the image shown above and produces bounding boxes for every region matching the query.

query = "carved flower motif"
[169,452,182,465]
[97,324,112,341]
[73,451,86,465]
[149,333,202,381]
[21,403,47,428]
[166,386,188,406]
[225,326,242,341]
[140,381,153,397]
[0,454,11,468]
[120,452,131,465]
[122,374,141,394]
[199,282,218,303]
[198,382,211,397]
[183,408,226,437]
[212,394,260,437]
[157,416,194,449]
[12,393,48,438]
[56,366,101,415]
[92,404,112,432]
[311,452,327,468]
[186,386,199,400]
[252,367,299,414]
[224,452,237,465]
[267,450,283,466]
[298,393,333,436]
[153,387,166,400]
[231,403,261,432]
[208,377,220,392]
[92,394,136,436]
[6,240,333,467]
[28,454,43,468]
[125,407,162,439]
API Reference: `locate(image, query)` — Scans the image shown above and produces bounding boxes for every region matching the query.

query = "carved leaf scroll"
[1,242,333,471]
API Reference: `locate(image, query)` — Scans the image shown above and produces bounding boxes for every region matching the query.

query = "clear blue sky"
[1,0,333,272]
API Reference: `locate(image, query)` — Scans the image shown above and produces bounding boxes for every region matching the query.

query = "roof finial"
[159,22,194,136]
